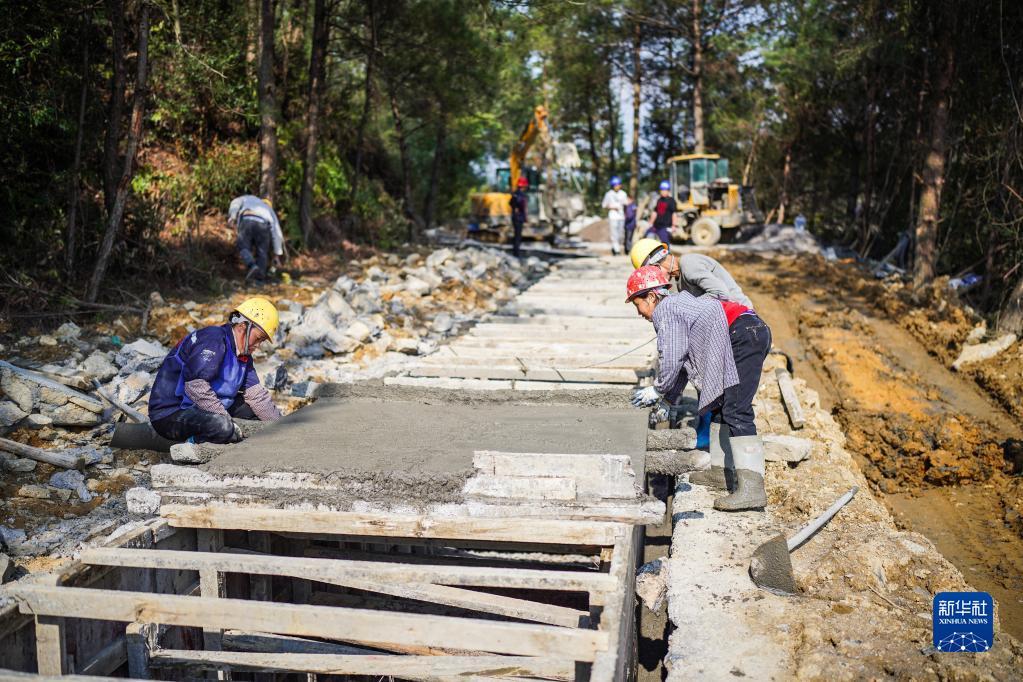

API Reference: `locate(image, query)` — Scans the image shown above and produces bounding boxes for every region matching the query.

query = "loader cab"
[670,154,731,208]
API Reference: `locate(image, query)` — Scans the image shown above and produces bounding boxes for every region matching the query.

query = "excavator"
[468,105,585,244]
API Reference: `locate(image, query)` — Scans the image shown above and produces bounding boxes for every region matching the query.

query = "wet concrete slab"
[199,385,648,506]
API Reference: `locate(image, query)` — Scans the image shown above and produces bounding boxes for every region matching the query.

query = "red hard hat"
[626,265,670,302]
[517,177,528,187]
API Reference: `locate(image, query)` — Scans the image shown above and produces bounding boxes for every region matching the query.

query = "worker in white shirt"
[227,195,285,284]
[601,176,629,255]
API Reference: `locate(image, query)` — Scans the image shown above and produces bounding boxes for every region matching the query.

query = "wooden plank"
[589,528,641,682]
[775,368,806,429]
[223,630,378,655]
[148,650,574,680]
[126,623,156,679]
[330,578,589,628]
[160,504,629,546]
[34,615,68,675]
[463,474,577,501]
[408,364,640,383]
[9,584,609,661]
[79,547,616,593]
[79,635,127,676]
[197,528,227,673]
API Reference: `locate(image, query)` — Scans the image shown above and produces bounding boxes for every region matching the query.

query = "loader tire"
[689,217,722,246]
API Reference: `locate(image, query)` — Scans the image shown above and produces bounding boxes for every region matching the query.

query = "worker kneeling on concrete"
[148,297,282,444]
[629,238,753,308]
[626,266,772,511]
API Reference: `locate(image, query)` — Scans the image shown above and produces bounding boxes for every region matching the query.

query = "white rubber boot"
[688,422,733,491]
[712,435,767,511]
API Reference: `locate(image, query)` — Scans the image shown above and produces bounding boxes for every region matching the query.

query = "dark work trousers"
[624,218,637,252]
[511,217,525,257]
[646,225,672,244]
[711,313,772,437]
[237,216,272,281]
[151,399,257,444]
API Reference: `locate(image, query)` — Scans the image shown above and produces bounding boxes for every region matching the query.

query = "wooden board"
[160,504,630,545]
[9,584,609,661]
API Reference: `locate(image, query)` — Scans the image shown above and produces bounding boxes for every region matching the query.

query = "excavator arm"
[509,105,550,189]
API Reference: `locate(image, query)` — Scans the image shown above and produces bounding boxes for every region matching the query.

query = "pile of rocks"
[268,246,549,388]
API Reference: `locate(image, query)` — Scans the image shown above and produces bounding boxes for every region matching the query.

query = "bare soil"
[720,250,1023,641]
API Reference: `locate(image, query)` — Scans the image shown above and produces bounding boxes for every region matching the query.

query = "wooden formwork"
[5,503,642,681]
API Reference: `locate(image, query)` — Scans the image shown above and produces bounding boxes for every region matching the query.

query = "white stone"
[432,313,454,334]
[17,484,50,499]
[0,400,27,428]
[393,337,420,355]
[345,320,373,342]
[81,351,118,382]
[965,323,987,345]
[317,289,356,320]
[403,276,433,296]
[952,333,1017,370]
[2,456,36,473]
[126,487,161,515]
[426,248,453,269]
[324,329,360,355]
[115,371,151,405]
[38,335,58,346]
[54,322,82,341]
[25,414,52,428]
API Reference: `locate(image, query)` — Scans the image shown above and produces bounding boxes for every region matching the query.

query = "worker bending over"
[630,238,753,308]
[228,195,285,283]
[626,266,772,511]
[148,297,282,444]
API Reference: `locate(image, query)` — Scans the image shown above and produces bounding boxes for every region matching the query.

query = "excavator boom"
[509,105,549,190]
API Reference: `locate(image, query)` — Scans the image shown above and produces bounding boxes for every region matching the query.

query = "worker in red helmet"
[509,176,529,257]
[626,265,773,512]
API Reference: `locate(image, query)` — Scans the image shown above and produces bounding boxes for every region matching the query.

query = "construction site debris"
[736,224,821,254]
[635,558,668,612]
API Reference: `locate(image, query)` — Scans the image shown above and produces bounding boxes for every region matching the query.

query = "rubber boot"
[713,435,767,511]
[689,422,733,491]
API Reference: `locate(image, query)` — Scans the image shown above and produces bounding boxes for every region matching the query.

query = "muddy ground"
[719,249,1023,641]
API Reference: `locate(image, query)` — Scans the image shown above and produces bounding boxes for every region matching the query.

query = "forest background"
[2,0,1022,330]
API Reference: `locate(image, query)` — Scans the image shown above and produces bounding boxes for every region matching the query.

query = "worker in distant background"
[148,297,282,445]
[228,195,285,284]
[509,176,529,258]
[626,266,772,512]
[645,180,678,243]
[630,238,753,308]
[623,197,638,253]
[601,176,629,255]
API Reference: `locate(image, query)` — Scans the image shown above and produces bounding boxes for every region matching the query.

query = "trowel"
[749,486,858,595]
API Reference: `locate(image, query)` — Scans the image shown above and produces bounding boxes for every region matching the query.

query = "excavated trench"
[724,251,1023,641]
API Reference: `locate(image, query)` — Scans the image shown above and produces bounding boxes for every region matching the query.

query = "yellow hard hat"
[233,297,279,340]
[630,238,669,269]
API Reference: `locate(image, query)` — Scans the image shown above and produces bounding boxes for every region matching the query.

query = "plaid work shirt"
[651,291,740,413]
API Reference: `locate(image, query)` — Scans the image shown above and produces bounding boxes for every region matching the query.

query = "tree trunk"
[1000,271,1023,334]
[258,0,279,201]
[86,3,150,303]
[65,14,90,276]
[691,0,705,153]
[859,77,878,256]
[346,0,376,229]
[629,19,641,199]
[777,143,793,225]
[605,77,617,173]
[103,0,127,215]
[299,0,328,245]
[586,105,600,195]
[246,0,258,77]
[423,119,447,231]
[388,87,424,240]
[913,9,955,290]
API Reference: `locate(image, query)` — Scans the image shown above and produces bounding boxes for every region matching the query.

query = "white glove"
[631,386,661,408]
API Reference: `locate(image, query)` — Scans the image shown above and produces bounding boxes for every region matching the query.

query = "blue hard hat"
[659,180,671,191]
[610,176,622,187]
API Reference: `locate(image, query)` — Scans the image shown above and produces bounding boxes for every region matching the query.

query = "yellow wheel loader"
[662,153,763,246]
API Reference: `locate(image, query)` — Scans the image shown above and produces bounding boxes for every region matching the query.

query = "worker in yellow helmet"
[148,297,282,445]
[629,238,753,308]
